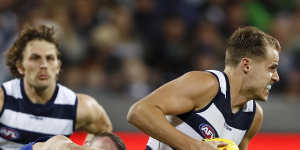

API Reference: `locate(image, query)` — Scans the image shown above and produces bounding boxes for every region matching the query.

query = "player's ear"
[56,60,62,75]
[240,57,251,74]
[16,60,25,75]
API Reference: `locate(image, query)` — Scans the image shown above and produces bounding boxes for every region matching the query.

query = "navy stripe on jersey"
[178,111,219,138]
[206,71,256,130]
[146,70,257,149]
[0,123,69,144]
[0,79,77,148]
[4,95,76,119]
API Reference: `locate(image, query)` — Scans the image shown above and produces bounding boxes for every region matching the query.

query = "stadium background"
[0,0,300,149]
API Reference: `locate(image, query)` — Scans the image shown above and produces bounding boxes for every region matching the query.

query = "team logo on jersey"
[0,127,20,140]
[199,123,216,139]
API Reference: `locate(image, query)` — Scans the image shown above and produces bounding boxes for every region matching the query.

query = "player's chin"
[256,94,269,102]
[35,80,51,89]
[259,88,271,100]
[260,96,268,102]
[252,92,267,101]
[37,80,50,86]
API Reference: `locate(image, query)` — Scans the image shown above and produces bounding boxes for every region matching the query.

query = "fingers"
[216,141,227,147]
[206,140,228,149]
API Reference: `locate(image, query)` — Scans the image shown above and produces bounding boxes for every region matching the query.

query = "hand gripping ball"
[203,138,239,150]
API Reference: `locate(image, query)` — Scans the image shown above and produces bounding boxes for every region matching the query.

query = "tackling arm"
[238,103,263,150]
[127,71,220,150]
[0,88,4,114]
[76,94,113,133]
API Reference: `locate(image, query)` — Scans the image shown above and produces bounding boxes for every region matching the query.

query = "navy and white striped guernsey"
[146,70,256,150]
[0,79,78,150]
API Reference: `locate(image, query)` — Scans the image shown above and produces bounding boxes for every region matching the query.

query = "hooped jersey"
[146,70,256,150]
[0,79,78,150]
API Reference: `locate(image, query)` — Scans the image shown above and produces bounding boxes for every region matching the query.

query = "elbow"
[95,113,113,133]
[105,120,113,132]
[103,116,113,132]
[108,120,113,132]
[127,102,144,125]
[95,120,113,133]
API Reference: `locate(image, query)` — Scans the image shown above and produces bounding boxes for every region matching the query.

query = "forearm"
[80,117,112,134]
[127,103,196,150]
[95,103,113,133]
[76,93,113,133]
[97,115,113,133]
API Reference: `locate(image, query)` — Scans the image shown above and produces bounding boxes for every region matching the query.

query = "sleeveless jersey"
[146,70,256,150]
[0,79,78,150]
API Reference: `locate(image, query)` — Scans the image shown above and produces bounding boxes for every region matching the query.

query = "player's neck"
[24,81,56,104]
[224,67,248,110]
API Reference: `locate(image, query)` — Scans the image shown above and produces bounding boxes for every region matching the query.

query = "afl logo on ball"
[0,127,19,140]
[199,123,216,139]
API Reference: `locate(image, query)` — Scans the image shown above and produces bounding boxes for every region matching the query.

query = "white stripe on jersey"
[197,103,225,135]
[147,137,160,150]
[243,100,254,112]
[0,109,73,135]
[207,70,227,98]
[147,120,203,150]
[197,103,246,144]
[146,70,254,150]
[2,79,22,99]
[54,84,77,105]
[176,122,202,140]
[221,122,246,145]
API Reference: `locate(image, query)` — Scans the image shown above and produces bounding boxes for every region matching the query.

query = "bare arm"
[76,94,112,133]
[127,71,220,150]
[0,88,4,113]
[239,103,263,150]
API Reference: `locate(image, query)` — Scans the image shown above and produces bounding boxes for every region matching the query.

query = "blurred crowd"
[0,0,299,100]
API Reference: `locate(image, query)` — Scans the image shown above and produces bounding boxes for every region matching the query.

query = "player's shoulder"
[248,102,263,132]
[58,84,77,95]
[0,87,3,100]
[48,135,70,142]
[76,93,96,103]
[0,86,4,113]
[180,71,219,87]
[76,93,99,109]
[182,71,217,80]
[0,79,21,112]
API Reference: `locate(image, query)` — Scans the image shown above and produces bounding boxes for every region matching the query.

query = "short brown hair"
[225,26,281,67]
[91,132,126,150]
[5,25,60,78]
